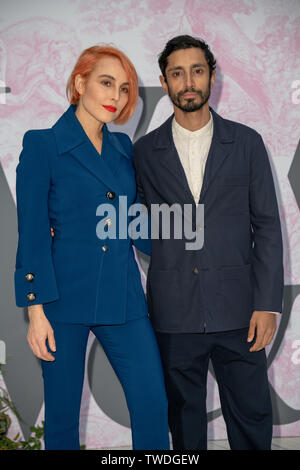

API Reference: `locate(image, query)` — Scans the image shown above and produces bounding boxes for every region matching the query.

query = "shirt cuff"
[257,310,280,315]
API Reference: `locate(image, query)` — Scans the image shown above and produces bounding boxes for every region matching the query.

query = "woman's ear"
[75,73,84,95]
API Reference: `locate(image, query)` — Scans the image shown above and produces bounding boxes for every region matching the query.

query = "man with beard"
[133,35,283,450]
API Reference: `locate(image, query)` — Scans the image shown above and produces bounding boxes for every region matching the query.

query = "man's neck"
[173,103,211,132]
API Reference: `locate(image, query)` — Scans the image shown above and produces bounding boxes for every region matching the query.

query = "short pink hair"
[66,45,138,125]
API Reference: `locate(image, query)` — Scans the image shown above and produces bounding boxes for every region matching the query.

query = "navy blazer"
[14,104,150,324]
[133,107,284,333]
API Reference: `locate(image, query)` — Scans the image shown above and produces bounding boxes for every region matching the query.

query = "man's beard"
[168,79,211,113]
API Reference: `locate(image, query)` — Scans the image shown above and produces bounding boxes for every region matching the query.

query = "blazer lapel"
[153,107,235,205]
[199,108,234,203]
[52,104,131,195]
[69,140,121,193]
[153,114,195,204]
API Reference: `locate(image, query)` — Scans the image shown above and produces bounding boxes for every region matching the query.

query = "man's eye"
[173,71,181,78]
[194,69,203,74]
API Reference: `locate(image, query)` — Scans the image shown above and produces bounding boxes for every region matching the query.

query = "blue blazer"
[14,104,151,324]
[133,107,284,333]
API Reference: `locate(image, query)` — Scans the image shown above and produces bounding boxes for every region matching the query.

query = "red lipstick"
[103,105,117,113]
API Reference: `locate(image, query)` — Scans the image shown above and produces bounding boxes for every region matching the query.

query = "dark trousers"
[41,315,170,450]
[154,327,273,450]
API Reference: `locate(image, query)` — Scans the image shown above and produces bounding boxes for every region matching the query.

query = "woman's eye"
[101,80,111,87]
[121,87,129,94]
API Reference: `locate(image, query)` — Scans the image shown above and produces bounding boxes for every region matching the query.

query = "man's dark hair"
[158,35,216,79]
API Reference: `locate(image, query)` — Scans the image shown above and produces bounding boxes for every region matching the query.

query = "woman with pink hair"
[14,45,169,450]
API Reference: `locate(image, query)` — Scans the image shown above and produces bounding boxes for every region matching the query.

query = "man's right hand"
[27,305,56,361]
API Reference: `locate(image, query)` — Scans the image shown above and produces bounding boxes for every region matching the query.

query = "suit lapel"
[52,104,131,195]
[153,107,235,205]
[69,140,122,194]
[198,135,233,203]
[154,115,195,204]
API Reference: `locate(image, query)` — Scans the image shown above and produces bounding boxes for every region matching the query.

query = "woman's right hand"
[27,305,56,361]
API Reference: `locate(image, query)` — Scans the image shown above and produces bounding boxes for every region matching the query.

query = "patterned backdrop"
[0,0,299,448]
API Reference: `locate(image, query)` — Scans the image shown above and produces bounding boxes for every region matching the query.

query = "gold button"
[102,245,109,252]
[106,191,115,200]
[27,293,36,302]
[193,267,199,274]
[25,273,34,282]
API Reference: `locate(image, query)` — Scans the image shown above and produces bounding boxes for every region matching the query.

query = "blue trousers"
[41,315,170,450]
[155,327,273,450]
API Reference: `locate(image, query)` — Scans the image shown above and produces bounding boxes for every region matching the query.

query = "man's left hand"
[247,311,277,352]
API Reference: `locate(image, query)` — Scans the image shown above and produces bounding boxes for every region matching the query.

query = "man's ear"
[210,69,216,90]
[159,75,169,95]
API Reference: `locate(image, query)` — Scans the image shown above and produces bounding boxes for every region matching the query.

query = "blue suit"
[14,104,169,450]
[15,104,151,324]
[133,107,284,333]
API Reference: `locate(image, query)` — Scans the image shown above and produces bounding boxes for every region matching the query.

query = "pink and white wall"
[0,0,300,448]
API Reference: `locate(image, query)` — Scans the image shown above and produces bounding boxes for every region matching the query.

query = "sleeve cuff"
[14,265,59,307]
[255,310,281,315]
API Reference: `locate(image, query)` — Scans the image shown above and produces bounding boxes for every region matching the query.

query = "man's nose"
[185,73,194,89]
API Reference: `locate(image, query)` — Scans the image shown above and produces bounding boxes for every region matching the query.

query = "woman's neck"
[75,102,104,142]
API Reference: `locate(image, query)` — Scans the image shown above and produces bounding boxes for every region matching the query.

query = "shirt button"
[25,273,34,282]
[193,267,199,274]
[102,245,109,252]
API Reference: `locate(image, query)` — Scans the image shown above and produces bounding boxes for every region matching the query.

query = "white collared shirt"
[172,111,213,204]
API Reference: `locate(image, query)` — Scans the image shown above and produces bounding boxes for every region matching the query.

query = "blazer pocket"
[147,269,183,330]
[217,175,249,186]
[218,264,253,319]
[221,263,251,279]
[217,175,249,214]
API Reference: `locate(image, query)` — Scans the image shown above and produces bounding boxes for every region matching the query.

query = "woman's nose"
[111,87,120,102]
